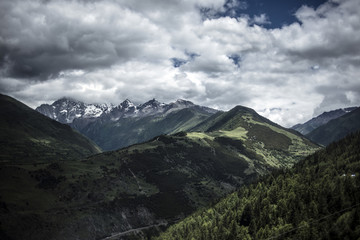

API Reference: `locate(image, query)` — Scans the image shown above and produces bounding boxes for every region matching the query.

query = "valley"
[0,94,321,240]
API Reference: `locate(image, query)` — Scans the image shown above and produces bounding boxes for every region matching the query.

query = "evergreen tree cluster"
[155,132,360,240]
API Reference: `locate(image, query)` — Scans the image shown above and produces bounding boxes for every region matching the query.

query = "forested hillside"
[155,131,360,240]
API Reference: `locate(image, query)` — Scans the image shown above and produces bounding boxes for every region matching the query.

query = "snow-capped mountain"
[36,97,219,151]
[36,97,217,124]
[291,107,358,135]
[36,97,114,123]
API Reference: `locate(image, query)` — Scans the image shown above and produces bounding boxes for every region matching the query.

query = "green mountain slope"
[0,94,101,163]
[155,131,360,240]
[191,105,318,169]
[72,107,214,151]
[191,106,274,132]
[0,104,320,240]
[306,107,360,146]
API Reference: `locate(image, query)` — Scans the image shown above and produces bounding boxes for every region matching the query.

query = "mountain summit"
[36,98,218,150]
[36,98,114,123]
[36,98,217,124]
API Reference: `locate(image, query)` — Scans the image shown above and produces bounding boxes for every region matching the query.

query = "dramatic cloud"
[0,0,359,127]
[0,0,177,79]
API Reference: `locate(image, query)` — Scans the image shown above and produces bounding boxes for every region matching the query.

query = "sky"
[1,0,360,127]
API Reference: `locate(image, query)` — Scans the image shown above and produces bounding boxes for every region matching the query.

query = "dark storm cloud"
[0,0,159,80]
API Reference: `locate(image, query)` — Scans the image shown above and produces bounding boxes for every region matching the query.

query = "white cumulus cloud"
[0,0,359,127]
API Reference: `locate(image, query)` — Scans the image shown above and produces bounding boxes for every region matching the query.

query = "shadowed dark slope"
[156,131,360,240]
[306,107,360,146]
[292,107,358,135]
[0,94,101,162]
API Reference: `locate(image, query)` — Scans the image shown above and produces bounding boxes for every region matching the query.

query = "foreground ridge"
[156,131,360,240]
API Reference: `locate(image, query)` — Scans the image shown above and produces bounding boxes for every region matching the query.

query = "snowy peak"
[136,99,167,116]
[83,104,113,118]
[119,99,134,109]
[139,99,163,109]
[36,98,113,124]
[37,98,85,123]
[108,99,137,120]
[36,97,218,123]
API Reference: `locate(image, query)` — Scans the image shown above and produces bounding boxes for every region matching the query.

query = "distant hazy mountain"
[0,94,101,163]
[291,107,357,135]
[306,107,360,146]
[37,98,218,150]
[1,103,320,240]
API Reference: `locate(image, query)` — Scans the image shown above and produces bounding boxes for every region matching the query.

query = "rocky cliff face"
[36,98,219,150]
[36,98,217,124]
[36,97,114,123]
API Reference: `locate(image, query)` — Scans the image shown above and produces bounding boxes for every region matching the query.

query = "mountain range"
[37,97,360,150]
[0,94,320,240]
[36,98,218,150]
[37,98,217,123]
[291,107,358,135]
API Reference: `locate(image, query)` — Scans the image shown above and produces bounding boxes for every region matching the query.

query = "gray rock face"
[36,98,217,124]
[36,98,218,150]
[36,97,114,123]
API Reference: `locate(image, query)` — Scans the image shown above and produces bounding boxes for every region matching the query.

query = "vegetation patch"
[155,132,360,240]
[31,169,66,189]
[247,124,292,150]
